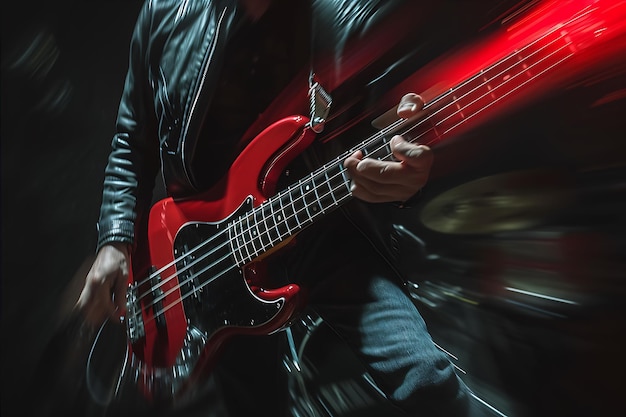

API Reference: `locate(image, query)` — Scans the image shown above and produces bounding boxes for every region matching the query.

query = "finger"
[76,285,115,326]
[350,177,413,202]
[100,289,118,319]
[343,149,363,174]
[390,136,433,169]
[348,154,424,182]
[348,157,403,182]
[397,93,425,118]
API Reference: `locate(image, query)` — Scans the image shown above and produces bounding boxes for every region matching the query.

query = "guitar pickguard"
[174,207,286,334]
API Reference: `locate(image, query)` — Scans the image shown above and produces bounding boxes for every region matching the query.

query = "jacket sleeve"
[96,2,160,252]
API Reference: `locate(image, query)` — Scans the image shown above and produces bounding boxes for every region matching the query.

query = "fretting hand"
[344,93,433,203]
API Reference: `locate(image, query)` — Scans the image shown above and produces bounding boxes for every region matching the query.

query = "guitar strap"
[304,0,416,141]
[307,71,333,133]
[307,2,332,134]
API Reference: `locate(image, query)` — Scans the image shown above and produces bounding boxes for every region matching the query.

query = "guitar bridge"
[126,282,145,343]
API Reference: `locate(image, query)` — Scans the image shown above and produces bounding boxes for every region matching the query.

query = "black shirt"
[190,0,310,191]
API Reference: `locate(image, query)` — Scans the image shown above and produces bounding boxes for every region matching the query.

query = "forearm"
[96,132,159,251]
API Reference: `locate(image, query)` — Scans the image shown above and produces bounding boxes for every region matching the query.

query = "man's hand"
[344,93,433,203]
[76,243,130,326]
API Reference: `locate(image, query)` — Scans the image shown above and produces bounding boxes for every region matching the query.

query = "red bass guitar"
[94,0,626,404]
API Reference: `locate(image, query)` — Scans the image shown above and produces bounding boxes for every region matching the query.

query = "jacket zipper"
[180,6,229,191]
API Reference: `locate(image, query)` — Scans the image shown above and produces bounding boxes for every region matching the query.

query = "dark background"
[2,1,626,417]
[1,1,144,415]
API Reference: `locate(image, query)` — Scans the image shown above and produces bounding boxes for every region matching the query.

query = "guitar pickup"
[181,243,202,300]
[150,266,167,329]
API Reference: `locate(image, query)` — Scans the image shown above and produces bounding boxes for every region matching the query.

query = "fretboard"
[229,156,356,266]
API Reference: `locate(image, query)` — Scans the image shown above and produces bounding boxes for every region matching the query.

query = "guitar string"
[400,37,574,144]
[130,19,578,324]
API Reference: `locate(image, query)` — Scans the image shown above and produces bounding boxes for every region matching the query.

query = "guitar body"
[125,115,315,401]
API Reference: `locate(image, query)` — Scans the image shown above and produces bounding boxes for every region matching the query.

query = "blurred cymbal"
[420,169,574,234]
